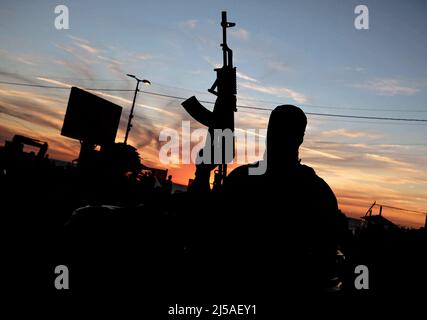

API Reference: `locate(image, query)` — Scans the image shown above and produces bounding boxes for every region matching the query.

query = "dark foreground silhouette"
[223,105,346,290]
[1,106,426,306]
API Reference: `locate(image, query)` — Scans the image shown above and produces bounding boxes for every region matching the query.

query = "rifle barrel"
[222,11,227,66]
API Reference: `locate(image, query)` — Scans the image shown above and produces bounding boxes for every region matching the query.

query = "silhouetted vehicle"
[4,134,49,158]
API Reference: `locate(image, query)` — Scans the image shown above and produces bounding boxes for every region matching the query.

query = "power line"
[308,140,427,147]
[14,76,427,113]
[115,89,427,122]
[1,80,427,122]
[302,112,427,122]
[296,114,427,126]
[236,108,427,126]
[135,91,427,122]
[375,203,426,216]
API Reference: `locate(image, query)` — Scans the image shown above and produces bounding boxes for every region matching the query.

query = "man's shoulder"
[299,163,338,206]
[228,162,320,180]
[225,162,263,191]
[228,161,263,177]
[298,163,316,176]
[299,164,326,183]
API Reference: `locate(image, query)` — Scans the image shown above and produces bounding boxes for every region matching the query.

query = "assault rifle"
[182,11,237,192]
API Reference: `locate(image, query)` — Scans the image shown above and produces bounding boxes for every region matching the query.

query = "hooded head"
[266,105,307,168]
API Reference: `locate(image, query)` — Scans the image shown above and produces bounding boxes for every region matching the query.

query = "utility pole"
[124,74,150,145]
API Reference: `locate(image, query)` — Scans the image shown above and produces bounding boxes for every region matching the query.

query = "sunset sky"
[0,0,426,227]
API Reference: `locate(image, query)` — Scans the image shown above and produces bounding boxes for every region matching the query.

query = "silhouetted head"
[266,105,307,166]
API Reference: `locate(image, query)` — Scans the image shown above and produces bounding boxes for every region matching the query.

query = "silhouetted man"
[224,105,344,291]
[165,175,173,194]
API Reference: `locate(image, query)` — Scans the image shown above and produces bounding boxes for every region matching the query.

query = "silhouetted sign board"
[61,87,122,145]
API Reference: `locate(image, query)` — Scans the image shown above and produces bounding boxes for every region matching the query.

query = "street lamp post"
[124,73,151,145]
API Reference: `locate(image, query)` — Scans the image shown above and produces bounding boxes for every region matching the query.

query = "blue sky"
[0,0,426,226]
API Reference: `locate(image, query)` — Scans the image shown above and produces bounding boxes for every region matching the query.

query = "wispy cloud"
[35,76,181,120]
[15,56,37,66]
[0,49,39,66]
[75,42,99,55]
[0,87,66,133]
[240,81,308,104]
[67,35,91,44]
[301,146,344,160]
[204,56,221,69]
[365,153,407,166]
[354,78,421,96]
[134,53,152,60]
[321,128,382,139]
[54,36,135,79]
[0,69,39,84]
[268,61,291,73]
[181,19,198,29]
[344,66,365,72]
[36,77,72,88]
[236,71,258,83]
[55,43,75,54]
[96,55,123,65]
[67,35,99,55]
[230,28,249,41]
